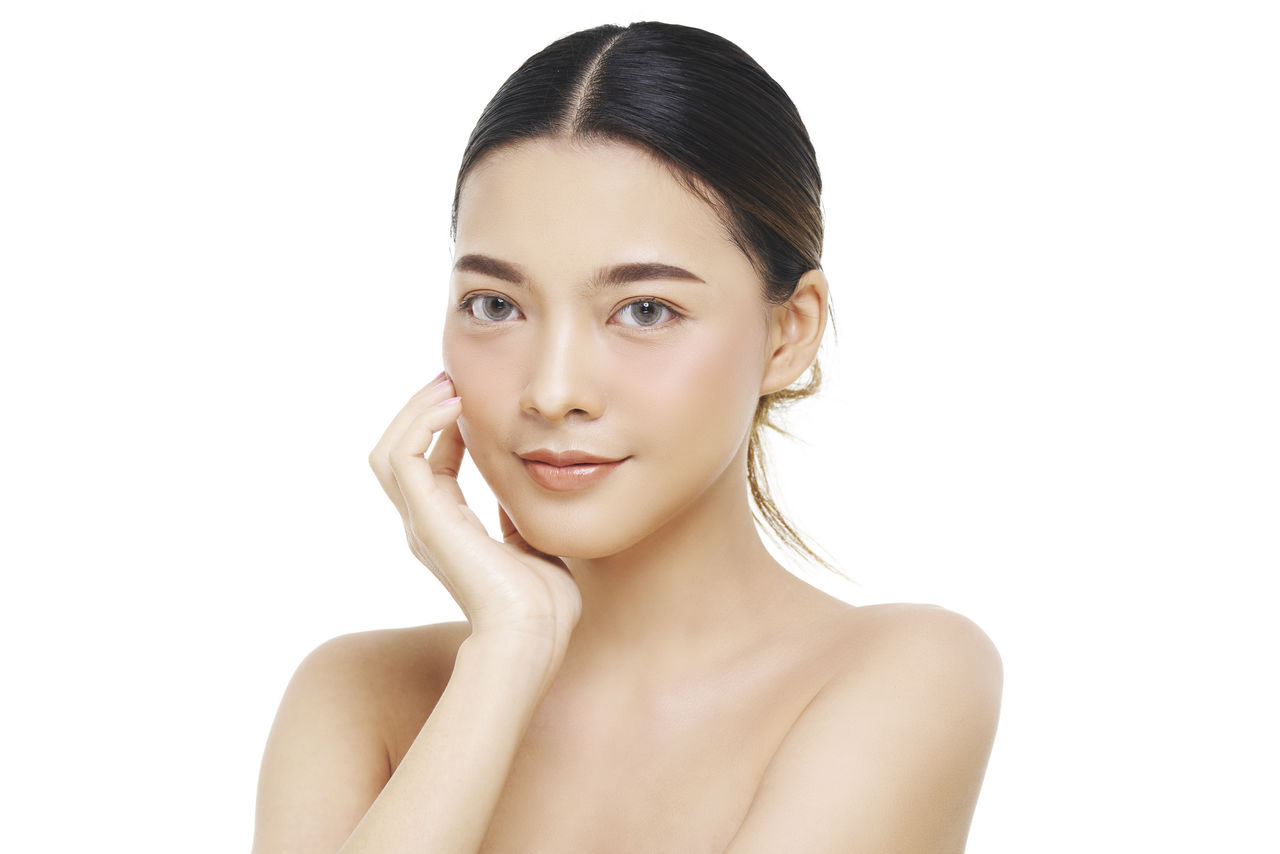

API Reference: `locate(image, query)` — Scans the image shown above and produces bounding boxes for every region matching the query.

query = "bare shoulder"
[252,621,470,854]
[725,603,1002,853]
[300,621,476,771]
[829,602,1002,688]
[789,592,1002,692]
[282,621,472,736]
[299,620,472,699]
[819,602,1003,749]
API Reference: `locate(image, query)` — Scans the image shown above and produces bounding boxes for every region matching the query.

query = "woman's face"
[444,138,777,559]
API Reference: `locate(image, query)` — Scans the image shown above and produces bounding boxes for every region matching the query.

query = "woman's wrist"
[458,628,567,695]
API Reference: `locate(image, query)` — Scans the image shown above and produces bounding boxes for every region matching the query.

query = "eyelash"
[458,294,523,323]
[457,294,683,329]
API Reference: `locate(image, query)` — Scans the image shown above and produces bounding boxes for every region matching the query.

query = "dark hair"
[451,22,834,570]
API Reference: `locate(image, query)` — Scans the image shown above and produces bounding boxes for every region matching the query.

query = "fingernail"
[429,370,446,383]
[436,395,461,407]
[431,373,452,389]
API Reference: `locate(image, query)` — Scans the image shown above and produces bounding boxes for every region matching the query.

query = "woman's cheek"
[646,324,763,425]
[444,331,504,404]
[443,332,502,459]
[440,325,470,391]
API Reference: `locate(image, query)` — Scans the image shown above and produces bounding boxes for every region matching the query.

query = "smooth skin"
[252,138,1002,853]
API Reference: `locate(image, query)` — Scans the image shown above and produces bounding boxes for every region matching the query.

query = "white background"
[2,1,1276,851]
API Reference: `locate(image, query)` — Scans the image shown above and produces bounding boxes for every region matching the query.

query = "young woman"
[253,22,1001,854]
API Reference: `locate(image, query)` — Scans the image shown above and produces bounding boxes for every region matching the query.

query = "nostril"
[519,341,604,421]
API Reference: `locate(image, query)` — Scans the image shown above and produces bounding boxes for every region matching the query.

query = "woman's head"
[451,22,823,302]
[444,22,829,564]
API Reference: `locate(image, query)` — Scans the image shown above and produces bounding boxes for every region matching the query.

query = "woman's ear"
[760,269,829,395]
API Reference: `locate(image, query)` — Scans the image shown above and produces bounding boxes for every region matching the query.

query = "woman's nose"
[519,322,605,422]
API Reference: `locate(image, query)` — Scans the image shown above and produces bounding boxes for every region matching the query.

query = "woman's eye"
[613,299,676,328]
[465,295,521,322]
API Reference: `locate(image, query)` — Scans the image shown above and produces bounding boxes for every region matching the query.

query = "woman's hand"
[368,374,582,656]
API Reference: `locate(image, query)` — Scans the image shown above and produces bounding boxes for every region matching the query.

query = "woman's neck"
[557,463,807,688]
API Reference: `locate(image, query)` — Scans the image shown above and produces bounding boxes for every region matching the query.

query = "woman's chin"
[512,522,624,561]
[501,503,641,562]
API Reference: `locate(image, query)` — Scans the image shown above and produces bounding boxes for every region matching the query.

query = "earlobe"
[760,269,829,395]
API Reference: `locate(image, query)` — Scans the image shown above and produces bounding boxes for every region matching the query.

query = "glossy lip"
[517,448,629,492]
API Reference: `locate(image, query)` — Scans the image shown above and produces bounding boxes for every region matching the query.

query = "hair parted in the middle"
[450,22,834,570]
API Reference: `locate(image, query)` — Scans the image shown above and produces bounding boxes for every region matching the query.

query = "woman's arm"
[251,627,557,854]
[251,632,409,854]
[337,632,558,854]
[723,606,1003,854]
[253,375,580,853]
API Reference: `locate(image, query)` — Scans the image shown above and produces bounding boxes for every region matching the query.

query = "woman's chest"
[474,657,829,853]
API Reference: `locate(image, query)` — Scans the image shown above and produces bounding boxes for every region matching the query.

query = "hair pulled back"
[451,22,830,568]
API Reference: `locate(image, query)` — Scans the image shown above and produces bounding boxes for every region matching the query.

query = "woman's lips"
[518,449,628,492]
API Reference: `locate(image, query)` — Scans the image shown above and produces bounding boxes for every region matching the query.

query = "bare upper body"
[255,30,1004,849]
[250,139,1005,851]
[254,579,1001,853]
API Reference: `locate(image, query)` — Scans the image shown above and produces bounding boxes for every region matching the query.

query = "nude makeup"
[518,449,628,492]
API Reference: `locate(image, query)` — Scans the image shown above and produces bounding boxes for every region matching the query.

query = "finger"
[498,505,519,542]
[427,421,467,479]
[499,505,540,554]
[498,505,565,568]
[388,395,463,525]
[404,520,466,603]
[369,375,456,516]
[372,375,456,465]
[410,370,453,399]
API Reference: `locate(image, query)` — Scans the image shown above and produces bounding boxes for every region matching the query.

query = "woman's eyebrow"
[453,254,524,284]
[453,254,705,288]
[594,262,705,287]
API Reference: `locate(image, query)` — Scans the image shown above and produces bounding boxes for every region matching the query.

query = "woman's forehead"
[456,138,709,226]
[453,138,751,280]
